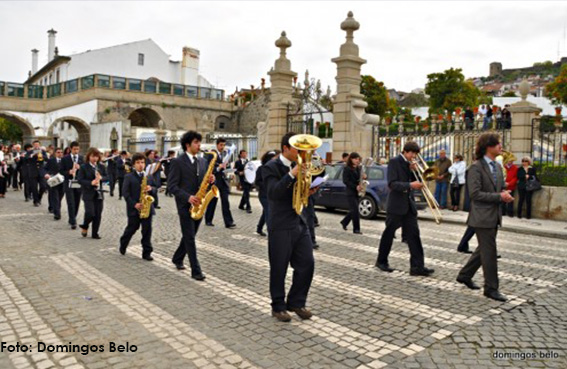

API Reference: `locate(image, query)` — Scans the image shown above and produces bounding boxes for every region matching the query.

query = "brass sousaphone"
[289,134,323,214]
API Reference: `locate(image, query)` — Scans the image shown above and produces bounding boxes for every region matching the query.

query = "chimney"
[47,29,57,61]
[181,46,200,86]
[31,49,39,74]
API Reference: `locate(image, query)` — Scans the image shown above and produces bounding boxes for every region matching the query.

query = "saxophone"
[139,174,155,219]
[190,152,219,220]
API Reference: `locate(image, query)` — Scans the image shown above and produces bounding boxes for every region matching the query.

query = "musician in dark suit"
[204,138,236,228]
[263,132,316,322]
[106,149,119,197]
[20,144,33,201]
[61,142,83,229]
[163,150,176,197]
[44,148,65,220]
[145,150,162,209]
[375,141,435,276]
[77,148,107,239]
[235,149,252,213]
[255,150,279,236]
[168,131,214,281]
[119,152,157,260]
[26,140,48,206]
[457,133,513,302]
[340,152,363,234]
[116,151,128,200]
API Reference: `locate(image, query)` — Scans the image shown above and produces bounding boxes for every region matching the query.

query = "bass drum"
[244,160,261,184]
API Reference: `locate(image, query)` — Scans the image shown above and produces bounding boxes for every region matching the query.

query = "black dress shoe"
[54,215,61,220]
[174,263,186,270]
[410,267,434,276]
[191,273,206,281]
[484,290,507,302]
[142,255,154,261]
[312,243,320,250]
[226,224,236,229]
[118,197,122,200]
[33,202,40,207]
[155,206,161,209]
[256,230,267,237]
[456,277,481,290]
[353,230,363,235]
[25,198,29,202]
[238,206,245,210]
[48,208,53,214]
[497,255,502,259]
[110,193,114,197]
[205,222,215,227]
[458,249,473,254]
[314,222,320,228]
[340,222,347,231]
[119,246,126,255]
[92,235,101,240]
[80,228,88,237]
[246,209,252,214]
[376,263,394,273]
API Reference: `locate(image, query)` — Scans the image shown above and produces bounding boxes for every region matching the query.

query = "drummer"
[44,147,66,220]
[235,150,252,213]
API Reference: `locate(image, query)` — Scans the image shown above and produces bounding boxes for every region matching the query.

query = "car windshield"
[324,164,343,180]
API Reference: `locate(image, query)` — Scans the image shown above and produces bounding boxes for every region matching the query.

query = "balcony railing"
[0,74,225,102]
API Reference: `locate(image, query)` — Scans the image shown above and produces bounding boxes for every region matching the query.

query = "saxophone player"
[119,153,157,260]
[168,131,214,281]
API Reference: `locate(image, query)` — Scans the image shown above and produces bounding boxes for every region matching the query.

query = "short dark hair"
[111,149,118,154]
[54,147,63,152]
[70,141,80,149]
[239,149,247,157]
[347,152,361,167]
[261,150,280,165]
[32,140,40,145]
[403,141,420,154]
[131,153,146,164]
[24,143,33,150]
[167,150,175,156]
[475,132,500,160]
[120,150,128,156]
[85,147,102,163]
[216,137,227,144]
[281,132,296,151]
[342,152,349,159]
[454,153,463,161]
[180,131,202,152]
[145,149,156,157]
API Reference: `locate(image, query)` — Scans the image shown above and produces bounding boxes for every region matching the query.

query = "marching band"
[0,130,512,324]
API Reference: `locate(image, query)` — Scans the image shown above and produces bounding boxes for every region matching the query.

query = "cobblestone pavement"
[0,189,566,369]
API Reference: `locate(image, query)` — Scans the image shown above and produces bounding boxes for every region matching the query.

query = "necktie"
[194,156,199,177]
[139,172,143,179]
[73,155,77,163]
[490,162,498,185]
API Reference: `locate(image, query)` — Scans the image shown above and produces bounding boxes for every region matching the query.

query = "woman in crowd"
[448,154,466,211]
[517,156,537,219]
[340,152,363,235]
[254,150,279,237]
[0,144,8,198]
[77,148,108,239]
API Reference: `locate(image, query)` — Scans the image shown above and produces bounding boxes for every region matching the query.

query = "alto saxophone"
[190,152,219,220]
[139,174,155,219]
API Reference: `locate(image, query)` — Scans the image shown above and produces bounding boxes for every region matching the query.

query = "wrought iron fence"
[531,116,567,186]
[205,133,258,160]
[127,137,156,155]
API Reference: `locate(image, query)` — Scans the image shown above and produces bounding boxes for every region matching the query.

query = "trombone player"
[375,141,435,276]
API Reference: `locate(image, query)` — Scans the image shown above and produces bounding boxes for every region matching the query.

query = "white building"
[26,29,213,88]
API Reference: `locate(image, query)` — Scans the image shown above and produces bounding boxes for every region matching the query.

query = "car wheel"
[359,196,377,219]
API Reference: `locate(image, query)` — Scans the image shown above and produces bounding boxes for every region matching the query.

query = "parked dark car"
[314,163,427,219]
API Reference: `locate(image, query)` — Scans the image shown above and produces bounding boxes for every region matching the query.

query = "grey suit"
[458,158,504,293]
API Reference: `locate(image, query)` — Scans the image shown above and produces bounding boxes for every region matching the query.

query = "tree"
[398,92,429,107]
[502,91,517,97]
[360,75,397,118]
[545,64,567,106]
[0,118,23,143]
[425,68,480,113]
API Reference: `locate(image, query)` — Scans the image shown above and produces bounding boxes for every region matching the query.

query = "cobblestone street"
[0,191,565,369]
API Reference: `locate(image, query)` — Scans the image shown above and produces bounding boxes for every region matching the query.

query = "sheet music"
[145,163,157,176]
[310,175,328,189]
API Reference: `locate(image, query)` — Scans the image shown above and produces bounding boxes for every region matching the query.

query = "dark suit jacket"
[123,172,157,217]
[516,166,537,191]
[385,154,417,216]
[263,157,306,231]
[61,154,84,183]
[45,157,65,176]
[107,157,118,176]
[466,159,504,228]
[234,158,248,184]
[77,162,108,201]
[116,157,127,179]
[25,150,47,178]
[208,150,229,189]
[167,153,208,212]
[343,165,360,197]
[255,165,267,199]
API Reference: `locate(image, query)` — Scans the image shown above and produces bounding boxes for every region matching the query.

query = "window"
[56,69,60,83]
[324,164,343,180]
[138,53,144,66]
[219,121,226,130]
[366,167,385,180]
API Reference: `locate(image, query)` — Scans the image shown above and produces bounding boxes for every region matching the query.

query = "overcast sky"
[1,1,566,93]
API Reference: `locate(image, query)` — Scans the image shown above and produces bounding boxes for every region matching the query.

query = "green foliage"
[425,68,480,114]
[545,64,567,106]
[0,118,23,143]
[534,163,567,187]
[502,91,517,97]
[360,75,396,118]
[398,92,428,107]
[319,94,333,111]
[478,91,493,105]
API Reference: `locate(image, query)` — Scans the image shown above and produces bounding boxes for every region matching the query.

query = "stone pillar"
[258,31,297,155]
[331,11,379,161]
[154,128,166,156]
[121,120,132,153]
[508,79,542,163]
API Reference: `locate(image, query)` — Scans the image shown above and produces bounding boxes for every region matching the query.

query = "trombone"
[411,154,443,224]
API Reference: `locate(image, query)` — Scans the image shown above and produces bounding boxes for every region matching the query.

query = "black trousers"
[257,196,269,232]
[268,223,314,311]
[303,196,317,244]
[48,184,65,217]
[517,189,532,219]
[457,225,476,252]
[205,185,234,226]
[172,211,203,276]
[12,168,20,189]
[457,227,499,293]
[22,175,31,200]
[108,172,116,196]
[501,189,515,216]
[65,187,82,225]
[29,175,47,204]
[0,175,6,195]
[81,198,104,236]
[341,195,360,232]
[450,184,463,207]
[239,182,251,210]
[118,177,125,198]
[376,212,425,270]
[120,215,153,257]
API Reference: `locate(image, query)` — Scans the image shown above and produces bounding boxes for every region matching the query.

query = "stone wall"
[235,92,270,135]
